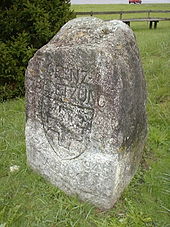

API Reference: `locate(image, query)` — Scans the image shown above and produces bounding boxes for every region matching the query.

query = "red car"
[129,0,142,4]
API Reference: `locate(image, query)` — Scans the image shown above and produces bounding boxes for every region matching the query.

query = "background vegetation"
[0,3,170,227]
[0,0,74,101]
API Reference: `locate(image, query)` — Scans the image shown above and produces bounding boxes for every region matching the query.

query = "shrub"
[0,0,75,101]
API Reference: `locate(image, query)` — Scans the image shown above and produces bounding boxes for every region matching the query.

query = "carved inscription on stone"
[41,66,100,152]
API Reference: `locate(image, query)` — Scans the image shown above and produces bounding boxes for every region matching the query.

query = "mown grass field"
[72,3,170,21]
[0,4,170,227]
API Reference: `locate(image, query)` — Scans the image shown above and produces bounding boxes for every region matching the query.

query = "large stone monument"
[25,17,147,209]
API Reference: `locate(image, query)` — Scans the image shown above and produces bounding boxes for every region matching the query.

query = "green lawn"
[0,4,170,227]
[72,3,170,21]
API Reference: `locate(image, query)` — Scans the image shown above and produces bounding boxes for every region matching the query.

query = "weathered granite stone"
[25,17,147,209]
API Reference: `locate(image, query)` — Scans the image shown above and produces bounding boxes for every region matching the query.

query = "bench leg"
[149,21,153,29]
[154,21,158,29]
[125,21,130,27]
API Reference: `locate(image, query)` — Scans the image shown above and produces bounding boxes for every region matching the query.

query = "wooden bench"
[122,17,170,29]
[76,10,170,29]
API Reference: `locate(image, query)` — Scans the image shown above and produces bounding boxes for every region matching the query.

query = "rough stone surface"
[25,17,147,209]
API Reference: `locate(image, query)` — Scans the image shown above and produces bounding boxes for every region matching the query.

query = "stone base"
[26,119,143,209]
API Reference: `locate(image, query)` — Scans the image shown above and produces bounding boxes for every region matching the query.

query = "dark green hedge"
[0,0,75,101]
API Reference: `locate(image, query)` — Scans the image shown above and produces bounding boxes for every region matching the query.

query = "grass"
[71,4,170,21]
[0,3,170,227]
